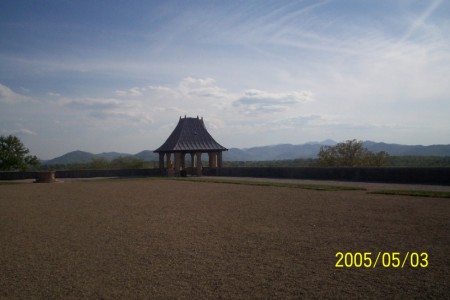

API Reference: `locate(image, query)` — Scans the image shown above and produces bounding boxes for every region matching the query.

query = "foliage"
[0,135,39,171]
[369,190,450,199]
[110,156,147,169]
[222,156,450,167]
[223,158,316,167]
[387,156,450,167]
[41,156,151,170]
[318,139,389,167]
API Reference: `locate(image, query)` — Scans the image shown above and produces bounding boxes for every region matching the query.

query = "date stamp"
[335,252,428,268]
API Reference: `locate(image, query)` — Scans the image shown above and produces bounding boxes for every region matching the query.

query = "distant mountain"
[363,141,450,156]
[224,140,338,161]
[96,152,131,160]
[43,150,158,165]
[223,148,254,161]
[42,141,450,164]
[224,141,450,161]
[133,150,158,161]
[44,150,96,165]
[305,139,337,146]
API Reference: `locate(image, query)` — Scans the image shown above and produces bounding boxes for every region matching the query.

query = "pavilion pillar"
[166,153,174,176]
[159,153,164,170]
[218,151,223,168]
[196,152,202,176]
[190,153,195,168]
[180,153,186,170]
[209,152,218,168]
[214,152,219,168]
[208,152,213,168]
[166,153,172,169]
[174,152,181,176]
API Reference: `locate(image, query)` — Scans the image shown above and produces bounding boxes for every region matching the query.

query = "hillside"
[43,150,96,165]
[42,141,450,164]
[363,141,450,156]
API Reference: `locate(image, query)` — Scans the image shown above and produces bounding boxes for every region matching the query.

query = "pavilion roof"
[154,116,228,153]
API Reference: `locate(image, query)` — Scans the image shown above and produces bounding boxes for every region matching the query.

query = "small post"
[35,171,58,183]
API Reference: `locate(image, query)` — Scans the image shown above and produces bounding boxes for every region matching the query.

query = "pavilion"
[154,116,228,176]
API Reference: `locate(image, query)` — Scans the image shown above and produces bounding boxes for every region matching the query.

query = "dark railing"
[217,167,450,185]
[1,167,449,185]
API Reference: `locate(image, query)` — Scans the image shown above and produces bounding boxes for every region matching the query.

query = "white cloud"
[58,96,153,124]
[148,85,176,94]
[0,83,31,104]
[66,97,122,109]
[267,115,321,130]
[115,86,145,97]
[2,128,36,136]
[149,77,229,100]
[399,0,442,43]
[233,89,313,114]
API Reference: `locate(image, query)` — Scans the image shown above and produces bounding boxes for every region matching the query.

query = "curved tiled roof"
[154,117,228,152]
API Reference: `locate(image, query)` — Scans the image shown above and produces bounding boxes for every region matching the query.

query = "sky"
[1,0,449,160]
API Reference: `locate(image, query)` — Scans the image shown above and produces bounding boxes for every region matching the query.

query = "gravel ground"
[0,178,449,299]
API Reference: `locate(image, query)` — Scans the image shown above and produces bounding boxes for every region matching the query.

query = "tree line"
[40,157,157,170]
[1,135,450,171]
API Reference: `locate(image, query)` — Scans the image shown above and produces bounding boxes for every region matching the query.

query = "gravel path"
[1,179,449,298]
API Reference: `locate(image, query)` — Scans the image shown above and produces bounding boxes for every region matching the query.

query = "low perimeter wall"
[217,167,450,185]
[55,168,161,178]
[0,169,161,181]
[1,167,449,185]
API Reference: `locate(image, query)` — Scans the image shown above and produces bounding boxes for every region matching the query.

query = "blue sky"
[1,0,449,159]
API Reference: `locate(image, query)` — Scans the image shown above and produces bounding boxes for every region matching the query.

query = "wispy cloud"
[400,0,442,43]
[115,87,144,97]
[149,77,229,101]
[57,96,153,124]
[0,83,31,104]
[267,115,321,130]
[1,128,36,136]
[234,89,313,114]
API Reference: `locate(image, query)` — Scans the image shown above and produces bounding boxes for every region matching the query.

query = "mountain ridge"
[42,141,450,164]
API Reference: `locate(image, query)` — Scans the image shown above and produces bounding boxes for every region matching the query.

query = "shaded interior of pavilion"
[158,151,223,176]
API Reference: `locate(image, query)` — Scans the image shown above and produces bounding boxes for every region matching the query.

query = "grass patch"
[78,177,162,182]
[0,181,29,185]
[172,178,365,191]
[369,190,450,198]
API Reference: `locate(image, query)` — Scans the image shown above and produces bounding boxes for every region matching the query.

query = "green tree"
[318,139,389,167]
[110,156,145,169]
[0,135,39,171]
[88,157,110,169]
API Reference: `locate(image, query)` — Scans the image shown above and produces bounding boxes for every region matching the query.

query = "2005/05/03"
[335,252,428,268]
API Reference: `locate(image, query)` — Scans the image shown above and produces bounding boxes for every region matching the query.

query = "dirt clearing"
[1,179,449,298]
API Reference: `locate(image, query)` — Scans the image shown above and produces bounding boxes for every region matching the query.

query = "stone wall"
[0,171,38,180]
[1,167,449,185]
[217,167,450,185]
[55,168,161,178]
[0,169,161,180]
